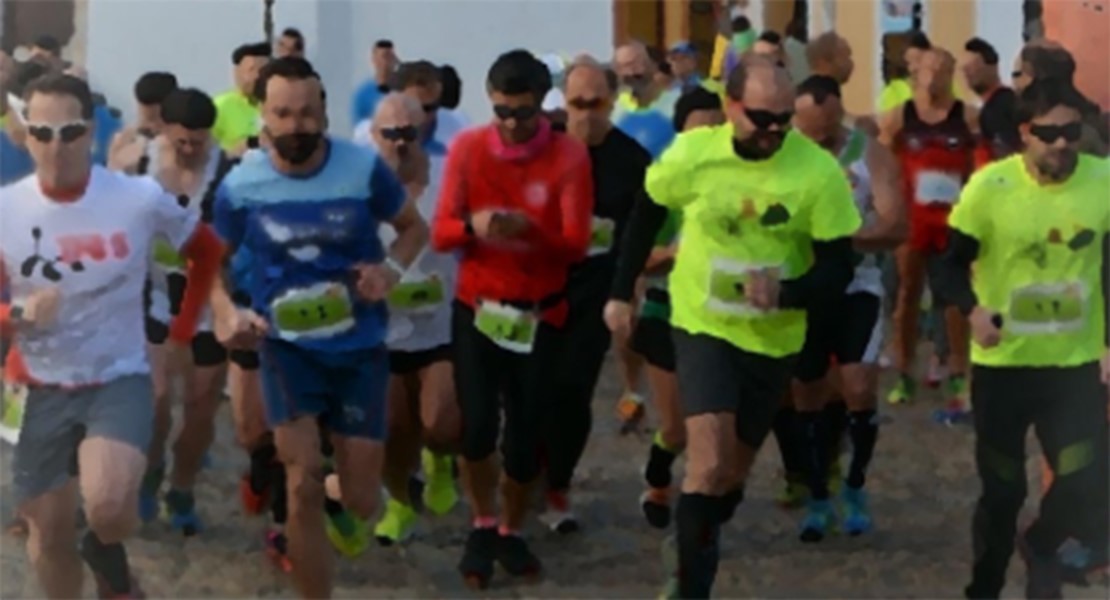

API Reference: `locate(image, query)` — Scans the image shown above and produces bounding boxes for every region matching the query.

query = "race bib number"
[915,171,961,205]
[474,301,537,354]
[705,258,780,317]
[270,282,356,341]
[151,239,186,272]
[1008,282,1086,334]
[588,217,616,257]
[388,274,446,314]
[0,382,27,445]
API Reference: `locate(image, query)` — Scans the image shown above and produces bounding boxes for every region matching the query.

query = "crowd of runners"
[0,14,1107,600]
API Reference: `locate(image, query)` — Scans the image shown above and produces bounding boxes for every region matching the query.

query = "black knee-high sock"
[847,409,879,489]
[249,442,277,495]
[270,461,288,525]
[772,407,803,477]
[80,530,131,593]
[797,410,831,501]
[675,494,723,599]
[824,400,848,461]
[645,442,679,489]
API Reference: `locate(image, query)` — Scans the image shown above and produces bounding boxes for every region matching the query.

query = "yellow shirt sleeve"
[806,152,862,241]
[948,166,993,240]
[645,127,715,209]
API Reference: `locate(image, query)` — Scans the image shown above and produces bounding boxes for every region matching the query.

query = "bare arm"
[854,141,907,252]
[386,199,429,269]
[877,107,902,148]
[964,103,981,136]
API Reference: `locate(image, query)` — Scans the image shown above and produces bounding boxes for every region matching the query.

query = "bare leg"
[276,417,331,599]
[21,482,83,599]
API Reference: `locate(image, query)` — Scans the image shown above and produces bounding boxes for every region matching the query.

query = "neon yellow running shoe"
[325,509,369,558]
[421,449,458,516]
[373,498,417,546]
[775,473,809,510]
[886,374,916,405]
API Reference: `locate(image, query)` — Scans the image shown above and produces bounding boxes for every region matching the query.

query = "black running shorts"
[794,292,883,383]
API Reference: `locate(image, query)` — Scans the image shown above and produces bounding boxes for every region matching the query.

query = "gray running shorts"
[13,374,153,505]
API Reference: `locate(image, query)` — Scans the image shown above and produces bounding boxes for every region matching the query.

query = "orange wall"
[1044,0,1110,109]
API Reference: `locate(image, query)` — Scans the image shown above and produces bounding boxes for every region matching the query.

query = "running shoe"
[840,485,872,536]
[640,487,672,529]
[658,534,679,600]
[1016,533,1064,599]
[458,527,498,590]
[798,498,837,543]
[373,498,417,546]
[137,465,164,523]
[539,489,579,534]
[774,473,809,510]
[932,377,973,425]
[495,533,542,579]
[264,529,292,573]
[238,473,268,516]
[94,574,144,599]
[925,357,948,388]
[616,392,645,433]
[827,459,843,496]
[163,490,202,536]
[885,373,916,405]
[421,450,458,516]
[325,508,370,558]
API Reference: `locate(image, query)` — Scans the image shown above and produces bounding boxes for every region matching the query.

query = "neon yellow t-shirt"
[212,90,261,151]
[949,154,1110,368]
[648,126,861,358]
[878,79,914,112]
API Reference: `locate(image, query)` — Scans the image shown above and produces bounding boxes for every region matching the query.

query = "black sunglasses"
[493,104,539,122]
[1011,70,1025,80]
[26,121,89,144]
[567,97,607,111]
[744,109,793,130]
[1029,122,1083,144]
[379,125,419,142]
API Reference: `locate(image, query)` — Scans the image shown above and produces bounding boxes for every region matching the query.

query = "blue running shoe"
[799,499,837,543]
[841,486,873,536]
[164,489,203,536]
[138,491,159,523]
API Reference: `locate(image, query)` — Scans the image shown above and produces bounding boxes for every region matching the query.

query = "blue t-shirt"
[615,110,676,159]
[91,104,121,166]
[350,80,387,127]
[213,139,406,353]
[0,131,33,184]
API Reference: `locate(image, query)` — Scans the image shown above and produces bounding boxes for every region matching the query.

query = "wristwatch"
[383,256,405,276]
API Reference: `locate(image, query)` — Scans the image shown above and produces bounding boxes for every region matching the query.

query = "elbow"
[406,217,431,252]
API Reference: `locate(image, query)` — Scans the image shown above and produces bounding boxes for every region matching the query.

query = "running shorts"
[389,344,452,376]
[795,292,883,383]
[908,203,952,254]
[144,317,228,367]
[227,290,260,371]
[631,317,676,372]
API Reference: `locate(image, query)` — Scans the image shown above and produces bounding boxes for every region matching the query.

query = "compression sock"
[797,410,832,500]
[675,493,722,599]
[645,431,680,489]
[772,407,803,477]
[140,463,164,496]
[80,530,132,594]
[824,400,848,458]
[719,487,745,524]
[270,461,288,525]
[248,442,277,496]
[847,409,879,489]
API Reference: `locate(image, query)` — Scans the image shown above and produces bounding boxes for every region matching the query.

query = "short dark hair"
[391,60,441,91]
[486,49,551,102]
[374,39,394,50]
[964,37,999,66]
[673,86,722,131]
[33,34,60,55]
[134,71,178,106]
[1015,80,1089,124]
[439,65,462,109]
[908,31,932,50]
[796,74,842,104]
[1022,45,1076,85]
[281,28,305,51]
[232,42,272,65]
[758,31,782,46]
[160,88,217,130]
[254,56,320,102]
[22,73,94,120]
[8,60,51,97]
[731,16,751,34]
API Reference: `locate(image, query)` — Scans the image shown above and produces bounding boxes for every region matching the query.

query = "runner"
[212,42,271,156]
[791,75,906,541]
[1,73,222,599]
[606,58,860,598]
[961,38,1020,159]
[371,92,461,546]
[633,85,724,530]
[430,49,593,588]
[879,48,978,414]
[107,71,178,174]
[209,57,428,598]
[538,57,650,534]
[937,80,1109,599]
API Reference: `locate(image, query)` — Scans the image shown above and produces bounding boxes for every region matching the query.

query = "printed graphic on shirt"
[705,197,794,240]
[1009,282,1086,333]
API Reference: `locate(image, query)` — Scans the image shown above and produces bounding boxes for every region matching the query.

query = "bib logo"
[525,182,548,207]
[19,227,129,282]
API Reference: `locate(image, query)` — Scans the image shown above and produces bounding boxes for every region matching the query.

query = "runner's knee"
[285,462,326,513]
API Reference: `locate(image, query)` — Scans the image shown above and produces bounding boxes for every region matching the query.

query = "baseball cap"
[669,41,697,56]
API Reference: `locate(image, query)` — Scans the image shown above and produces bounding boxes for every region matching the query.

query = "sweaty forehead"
[742,67,794,110]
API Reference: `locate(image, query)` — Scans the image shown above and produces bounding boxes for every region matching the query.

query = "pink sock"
[472,516,497,529]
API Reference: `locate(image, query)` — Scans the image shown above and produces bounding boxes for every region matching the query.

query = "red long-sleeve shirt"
[432,124,595,325]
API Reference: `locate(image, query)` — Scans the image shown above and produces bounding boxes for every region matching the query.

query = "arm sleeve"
[527,143,595,261]
[430,136,473,251]
[936,228,981,317]
[369,156,406,222]
[610,191,669,302]
[778,237,855,309]
[169,225,225,343]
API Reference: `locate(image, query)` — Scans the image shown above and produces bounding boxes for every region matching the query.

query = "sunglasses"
[493,104,539,122]
[423,103,439,114]
[567,97,608,111]
[744,109,793,130]
[379,125,419,142]
[25,121,89,144]
[1029,122,1083,144]
[1011,70,1026,80]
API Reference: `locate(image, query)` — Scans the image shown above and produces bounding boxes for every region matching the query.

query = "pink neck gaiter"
[487,118,552,162]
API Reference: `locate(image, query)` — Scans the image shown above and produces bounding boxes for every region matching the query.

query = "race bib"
[270,282,356,341]
[474,301,537,354]
[588,217,616,257]
[705,258,780,317]
[915,171,961,205]
[0,382,27,445]
[388,274,446,314]
[152,239,186,272]
[1008,282,1086,334]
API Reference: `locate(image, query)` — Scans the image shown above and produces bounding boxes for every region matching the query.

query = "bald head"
[566,57,617,97]
[727,61,794,108]
[726,63,795,157]
[374,92,423,128]
[806,32,854,84]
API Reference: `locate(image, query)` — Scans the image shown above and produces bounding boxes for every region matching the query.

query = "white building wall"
[976,0,1024,87]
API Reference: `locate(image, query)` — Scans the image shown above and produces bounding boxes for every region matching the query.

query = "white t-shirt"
[1,166,200,385]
